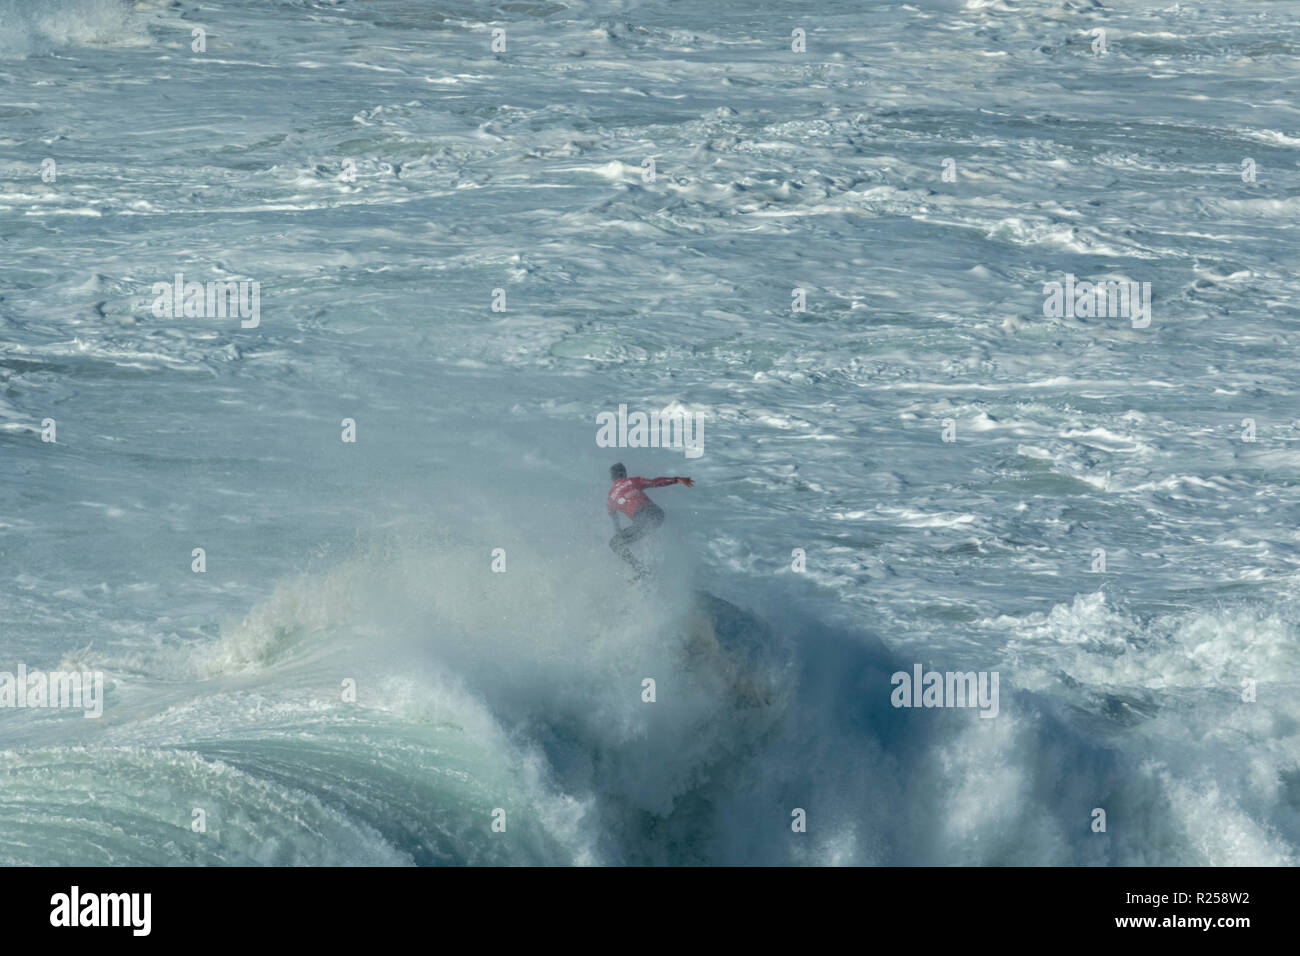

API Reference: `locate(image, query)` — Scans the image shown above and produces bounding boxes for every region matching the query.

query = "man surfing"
[606,462,693,580]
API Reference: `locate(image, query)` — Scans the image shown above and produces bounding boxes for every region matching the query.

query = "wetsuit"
[607,476,677,574]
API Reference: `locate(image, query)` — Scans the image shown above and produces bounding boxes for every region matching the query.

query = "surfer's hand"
[678,477,694,488]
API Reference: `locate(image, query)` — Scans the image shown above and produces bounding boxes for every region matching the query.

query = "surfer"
[606,462,693,579]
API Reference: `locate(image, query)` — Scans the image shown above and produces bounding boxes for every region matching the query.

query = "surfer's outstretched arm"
[638,476,693,489]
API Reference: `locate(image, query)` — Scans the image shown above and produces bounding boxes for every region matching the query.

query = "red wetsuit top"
[607,476,677,519]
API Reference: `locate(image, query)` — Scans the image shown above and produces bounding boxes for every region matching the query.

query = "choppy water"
[1,0,1298,865]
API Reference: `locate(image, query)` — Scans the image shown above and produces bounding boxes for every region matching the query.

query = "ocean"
[1,0,1297,865]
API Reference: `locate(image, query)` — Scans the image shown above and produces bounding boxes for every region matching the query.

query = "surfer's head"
[610,462,627,481]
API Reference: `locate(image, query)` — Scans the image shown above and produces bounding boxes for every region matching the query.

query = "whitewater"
[1,0,1298,865]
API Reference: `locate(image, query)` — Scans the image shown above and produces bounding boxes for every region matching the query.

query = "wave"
[3,530,1294,865]
[0,0,148,59]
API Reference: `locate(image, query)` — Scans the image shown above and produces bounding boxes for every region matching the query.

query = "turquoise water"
[1,0,1297,864]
